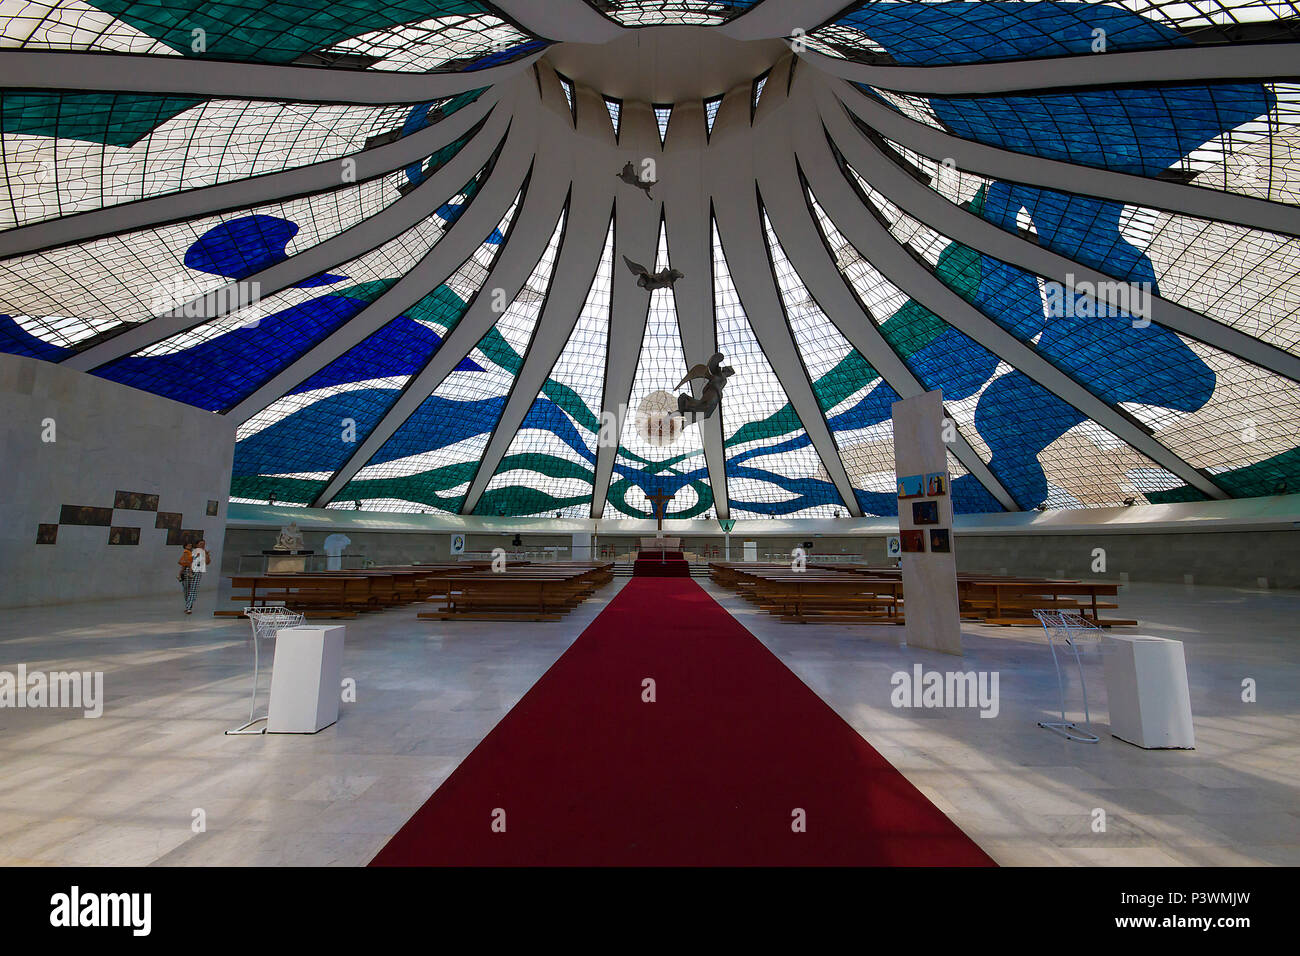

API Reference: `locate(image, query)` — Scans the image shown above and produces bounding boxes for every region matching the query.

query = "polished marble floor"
[704,579,1300,866]
[0,578,1296,866]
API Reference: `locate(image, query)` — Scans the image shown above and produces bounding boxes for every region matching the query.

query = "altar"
[639,536,681,550]
[264,550,314,573]
[266,521,312,573]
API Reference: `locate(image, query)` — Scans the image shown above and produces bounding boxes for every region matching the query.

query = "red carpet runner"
[371,578,994,866]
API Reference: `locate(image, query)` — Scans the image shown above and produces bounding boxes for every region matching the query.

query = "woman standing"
[178,539,211,615]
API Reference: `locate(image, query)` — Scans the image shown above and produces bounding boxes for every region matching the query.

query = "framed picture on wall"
[897,474,924,499]
[108,526,141,546]
[114,491,159,511]
[929,529,951,553]
[206,499,219,517]
[900,530,925,553]
[925,472,948,497]
[886,535,901,558]
[912,500,940,525]
[36,524,58,545]
[60,505,113,526]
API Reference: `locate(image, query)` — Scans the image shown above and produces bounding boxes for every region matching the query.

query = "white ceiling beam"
[707,72,863,516]
[661,97,730,520]
[801,41,1300,96]
[226,118,535,424]
[64,96,516,373]
[460,84,617,515]
[590,99,663,519]
[489,0,624,42]
[796,118,1230,501]
[0,48,543,102]
[0,89,500,260]
[310,101,572,506]
[818,83,1300,384]
[836,80,1300,240]
[758,69,1020,512]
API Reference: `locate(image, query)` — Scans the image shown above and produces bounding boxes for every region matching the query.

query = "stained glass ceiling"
[2,1,1298,519]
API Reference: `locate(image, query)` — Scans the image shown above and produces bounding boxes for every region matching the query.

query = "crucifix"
[646,485,675,533]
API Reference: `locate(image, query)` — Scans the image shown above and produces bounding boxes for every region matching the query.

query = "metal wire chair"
[1033,609,1102,743]
[226,604,304,735]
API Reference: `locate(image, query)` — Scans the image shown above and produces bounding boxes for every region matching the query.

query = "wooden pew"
[958,578,1132,627]
[416,563,613,621]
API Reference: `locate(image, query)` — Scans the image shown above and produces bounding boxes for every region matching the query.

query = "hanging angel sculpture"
[674,352,734,423]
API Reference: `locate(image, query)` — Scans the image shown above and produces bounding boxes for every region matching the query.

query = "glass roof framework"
[0,87,489,230]
[0,2,534,67]
[476,218,616,518]
[604,222,712,519]
[335,207,567,513]
[843,161,1300,502]
[806,1,1300,65]
[861,81,1300,207]
[712,219,845,518]
[1,0,1298,519]
[877,135,1300,352]
[229,190,526,508]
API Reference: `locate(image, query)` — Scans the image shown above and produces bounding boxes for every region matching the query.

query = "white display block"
[267,625,345,734]
[1102,634,1195,749]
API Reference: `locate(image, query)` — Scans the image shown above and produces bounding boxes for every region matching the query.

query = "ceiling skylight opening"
[604,96,622,139]
[557,71,576,124]
[704,95,722,138]
[752,71,769,118]
[653,104,672,145]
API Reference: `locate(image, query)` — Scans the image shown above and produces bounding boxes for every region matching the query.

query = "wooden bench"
[959,579,1133,627]
[416,563,613,621]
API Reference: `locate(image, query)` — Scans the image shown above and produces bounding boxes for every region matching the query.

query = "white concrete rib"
[0,89,500,261]
[65,99,515,373]
[796,112,1229,501]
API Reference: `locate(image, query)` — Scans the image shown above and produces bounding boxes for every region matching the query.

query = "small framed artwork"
[897,474,925,499]
[60,505,113,526]
[912,500,940,525]
[206,499,219,517]
[156,512,182,530]
[178,529,205,549]
[929,528,951,553]
[925,472,948,497]
[885,535,901,558]
[36,524,58,545]
[900,530,925,553]
[114,491,159,511]
[108,526,140,546]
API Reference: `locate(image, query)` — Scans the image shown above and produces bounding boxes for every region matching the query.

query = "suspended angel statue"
[622,255,683,290]
[674,352,734,423]
[616,161,655,199]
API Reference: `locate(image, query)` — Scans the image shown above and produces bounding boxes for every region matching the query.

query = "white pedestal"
[267,625,345,734]
[1102,634,1195,749]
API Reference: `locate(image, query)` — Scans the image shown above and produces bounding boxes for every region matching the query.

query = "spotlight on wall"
[1122,496,1136,506]
[268,492,277,506]
[1274,480,1289,495]
[1036,503,1048,512]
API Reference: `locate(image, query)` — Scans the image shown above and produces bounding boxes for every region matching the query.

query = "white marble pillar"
[892,391,962,655]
